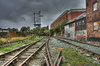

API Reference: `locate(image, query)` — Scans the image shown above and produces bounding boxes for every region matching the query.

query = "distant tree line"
[6,26,49,37]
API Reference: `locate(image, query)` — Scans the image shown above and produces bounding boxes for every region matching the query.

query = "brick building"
[86,0,100,41]
[65,13,87,40]
[51,9,86,29]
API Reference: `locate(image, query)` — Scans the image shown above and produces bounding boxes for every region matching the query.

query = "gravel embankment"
[49,37,100,64]
[59,38,100,55]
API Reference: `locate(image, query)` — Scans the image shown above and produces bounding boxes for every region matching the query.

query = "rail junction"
[0,37,63,66]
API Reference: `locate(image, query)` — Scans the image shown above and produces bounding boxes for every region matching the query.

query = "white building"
[64,20,75,40]
[64,13,87,40]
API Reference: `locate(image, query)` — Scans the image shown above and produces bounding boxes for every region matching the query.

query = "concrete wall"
[65,23,75,40]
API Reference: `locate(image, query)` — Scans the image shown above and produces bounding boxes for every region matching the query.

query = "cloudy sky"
[0,0,86,29]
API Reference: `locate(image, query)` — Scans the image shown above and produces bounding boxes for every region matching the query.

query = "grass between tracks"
[62,49,100,66]
[0,36,42,53]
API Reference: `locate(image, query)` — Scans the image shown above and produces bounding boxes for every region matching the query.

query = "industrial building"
[64,13,86,40]
[86,0,100,41]
[51,9,85,29]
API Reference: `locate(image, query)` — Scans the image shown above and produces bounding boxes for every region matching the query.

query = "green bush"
[0,40,3,44]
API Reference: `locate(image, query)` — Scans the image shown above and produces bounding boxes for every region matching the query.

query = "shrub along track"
[55,37,100,59]
[0,38,28,48]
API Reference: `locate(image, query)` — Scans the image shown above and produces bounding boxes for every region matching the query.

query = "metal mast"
[33,11,42,28]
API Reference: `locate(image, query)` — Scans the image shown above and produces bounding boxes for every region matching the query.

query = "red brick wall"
[9,33,17,37]
[51,13,67,29]
[69,11,85,20]
[76,35,86,40]
[86,0,100,38]
[51,11,85,29]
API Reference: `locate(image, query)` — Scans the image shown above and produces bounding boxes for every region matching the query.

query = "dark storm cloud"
[0,0,86,29]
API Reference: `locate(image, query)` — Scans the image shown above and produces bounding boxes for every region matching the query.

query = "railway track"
[45,38,63,66]
[0,44,31,65]
[0,37,43,65]
[2,38,47,66]
[0,37,64,66]
[60,37,100,47]
[56,37,100,59]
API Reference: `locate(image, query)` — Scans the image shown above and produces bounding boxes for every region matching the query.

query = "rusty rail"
[57,56,63,66]
[0,44,29,57]
[45,38,54,66]
[56,38,100,59]
[19,43,46,66]
[54,51,62,66]
[60,37,100,47]
[3,40,41,66]
[45,38,63,66]
[0,38,43,58]
[45,56,50,66]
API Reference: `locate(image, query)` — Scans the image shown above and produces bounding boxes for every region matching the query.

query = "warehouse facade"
[64,13,87,40]
[51,9,85,29]
[86,0,100,41]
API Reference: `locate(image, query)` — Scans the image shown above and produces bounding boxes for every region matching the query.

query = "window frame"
[93,0,98,11]
[93,22,98,31]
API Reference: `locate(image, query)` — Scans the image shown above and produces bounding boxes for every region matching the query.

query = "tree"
[8,28,18,33]
[20,26,30,32]
[20,26,31,37]
[32,26,49,36]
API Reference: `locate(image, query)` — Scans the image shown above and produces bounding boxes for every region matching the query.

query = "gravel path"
[49,38,76,49]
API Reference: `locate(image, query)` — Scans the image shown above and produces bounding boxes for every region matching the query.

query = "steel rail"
[45,38,54,66]
[45,56,50,66]
[60,37,100,47]
[0,44,29,57]
[0,38,43,57]
[54,51,62,66]
[3,40,41,66]
[56,38,100,59]
[56,56,63,66]
[19,43,46,66]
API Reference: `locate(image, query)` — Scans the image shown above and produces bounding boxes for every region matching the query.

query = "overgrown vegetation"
[0,35,34,44]
[32,26,49,36]
[50,19,68,36]
[0,36,42,53]
[62,49,100,66]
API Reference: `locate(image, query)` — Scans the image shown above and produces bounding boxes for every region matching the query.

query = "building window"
[86,2,88,7]
[93,22,98,30]
[69,23,73,28]
[82,20,85,25]
[93,1,98,11]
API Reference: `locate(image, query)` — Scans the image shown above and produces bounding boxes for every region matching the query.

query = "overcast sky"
[0,0,86,29]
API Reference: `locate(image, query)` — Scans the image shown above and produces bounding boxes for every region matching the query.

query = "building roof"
[0,28,9,30]
[65,13,86,25]
[51,8,86,25]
